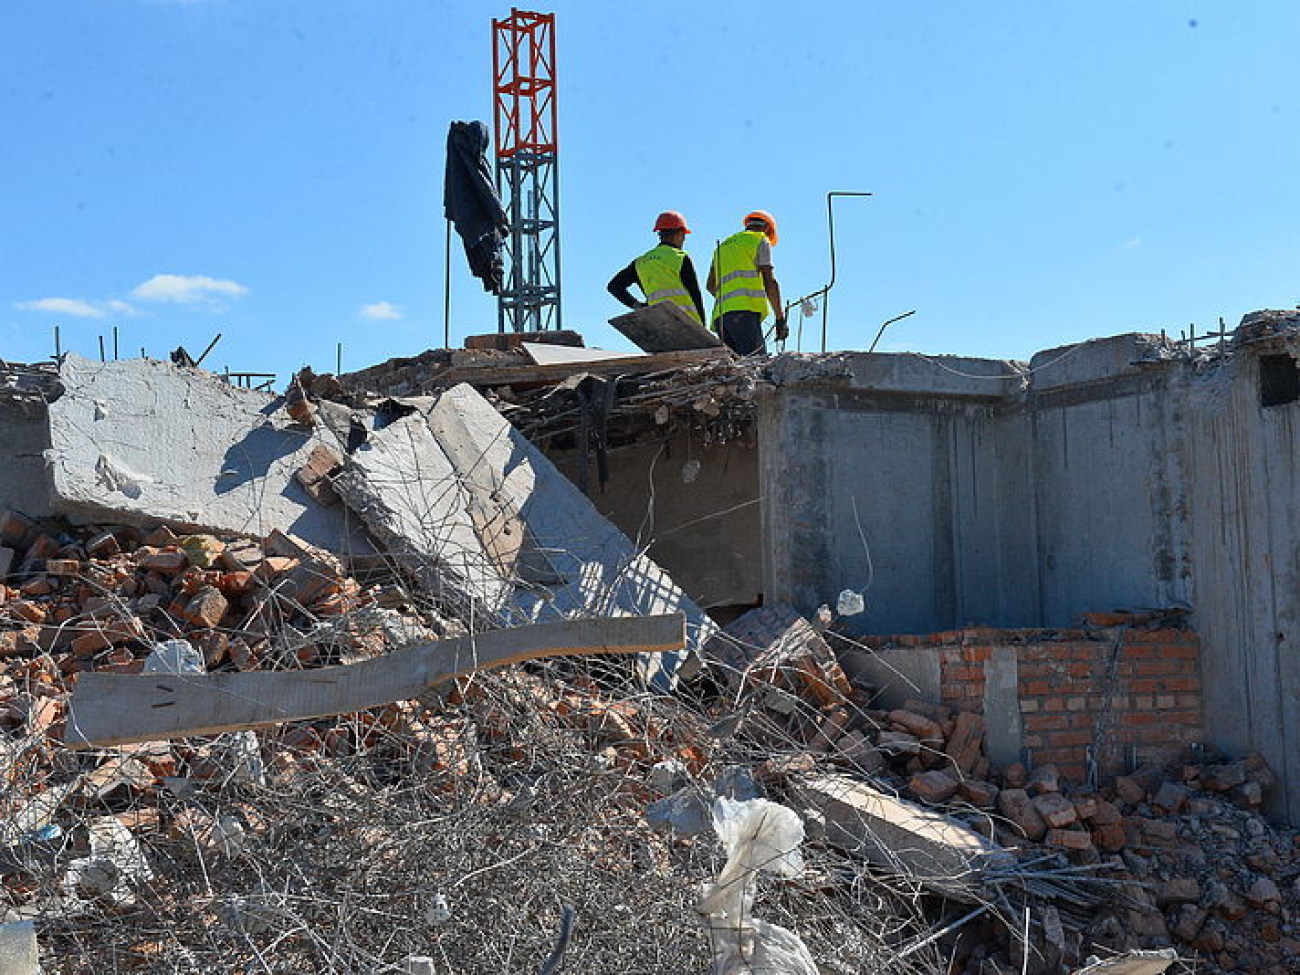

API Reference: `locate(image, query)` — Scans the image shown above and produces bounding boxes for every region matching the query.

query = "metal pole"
[54,325,61,361]
[868,309,916,353]
[98,335,105,362]
[113,326,119,360]
[336,342,342,375]
[820,191,872,353]
[444,219,453,349]
[195,332,222,366]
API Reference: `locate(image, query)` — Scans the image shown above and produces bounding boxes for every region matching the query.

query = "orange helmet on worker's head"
[653,210,691,234]
[744,210,778,245]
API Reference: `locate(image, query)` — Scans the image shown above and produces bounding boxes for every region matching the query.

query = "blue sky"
[3,1,1297,384]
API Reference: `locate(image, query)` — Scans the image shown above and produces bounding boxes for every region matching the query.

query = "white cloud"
[359,301,402,321]
[130,274,249,304]
[104,299,139,316]
[1122,238,1143,249]
[14,297,105,318]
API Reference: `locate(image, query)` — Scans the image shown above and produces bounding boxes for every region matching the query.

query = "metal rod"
[821,191,872,353]
[336,342,343,375]
[113,326,119,360]
[868,309,916,353]
[195,332,223,366]
[54,325,61,361]
[444,218,452,349]
[98,335,105,362]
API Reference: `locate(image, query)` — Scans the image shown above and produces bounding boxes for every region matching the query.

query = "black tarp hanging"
[443,120,508,294]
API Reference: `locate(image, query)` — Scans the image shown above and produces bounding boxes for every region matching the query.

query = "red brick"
[70,617,145,655]
[1046,828,1094,850]
[1023,714,1070,732]
[997,788,1047,841]
[182,586,228,628]
[1126,628,1191,645]
[1045,730,1094,748]
[909,770,959,803]
[139,550,188,573]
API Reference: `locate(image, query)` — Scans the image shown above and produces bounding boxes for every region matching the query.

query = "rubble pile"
[0,510,413,685]
[0,516,951,972]
[700,607,1299,973]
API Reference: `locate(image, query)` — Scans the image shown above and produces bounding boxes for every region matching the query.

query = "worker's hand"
[775,317,789,343]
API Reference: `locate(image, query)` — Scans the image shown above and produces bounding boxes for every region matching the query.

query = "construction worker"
[706,210,786,356]
[606,210,707,325]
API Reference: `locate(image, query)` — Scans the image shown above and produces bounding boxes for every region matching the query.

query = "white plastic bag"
[697,798,818,975]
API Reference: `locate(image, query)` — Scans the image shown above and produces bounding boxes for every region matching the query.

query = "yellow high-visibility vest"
[710,230,768,322]
[634,245,701,323]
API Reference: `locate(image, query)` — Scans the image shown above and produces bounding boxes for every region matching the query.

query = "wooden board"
[64,613,686,747]
[608,303,724,354]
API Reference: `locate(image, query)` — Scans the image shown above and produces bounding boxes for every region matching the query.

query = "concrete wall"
[0,406,53,517]
[547,434,762,610]
[760,323,1300,821]
[1182,343,1300,824]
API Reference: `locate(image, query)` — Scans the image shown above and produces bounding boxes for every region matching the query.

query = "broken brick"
[181,586,229,628]
[996,788,1047,841]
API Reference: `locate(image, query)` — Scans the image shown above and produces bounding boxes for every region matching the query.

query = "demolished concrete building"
[2,312,1300,972]
[335,310,1300,824]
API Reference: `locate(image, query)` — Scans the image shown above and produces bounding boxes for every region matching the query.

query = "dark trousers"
[716,310,766,356]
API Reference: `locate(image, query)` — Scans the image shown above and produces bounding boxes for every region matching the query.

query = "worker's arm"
[606,262,645,310]
[705,262,718,297]
[680,255,708,324]
[760,267,787,340]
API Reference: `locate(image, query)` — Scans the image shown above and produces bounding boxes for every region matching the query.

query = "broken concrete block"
[793,774,1014,903]
[333,384,715,686]
[0,920,39,975]
[45,355,367,554]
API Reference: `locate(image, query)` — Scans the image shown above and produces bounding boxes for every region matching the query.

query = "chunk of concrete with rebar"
[791,774,1014,903]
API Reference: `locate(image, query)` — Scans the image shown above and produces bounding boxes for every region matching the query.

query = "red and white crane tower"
[492,8,561,333]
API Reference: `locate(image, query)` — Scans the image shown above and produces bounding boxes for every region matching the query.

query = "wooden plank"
[64,613,686,748]
[608,302,724,354]
[429,347,732,387]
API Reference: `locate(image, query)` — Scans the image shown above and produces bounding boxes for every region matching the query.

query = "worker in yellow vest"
[607,210,707,325]
[706,210,787,355]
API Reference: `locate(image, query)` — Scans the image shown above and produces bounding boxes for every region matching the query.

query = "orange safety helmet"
[653,210,691,234]
[743,210,778,245]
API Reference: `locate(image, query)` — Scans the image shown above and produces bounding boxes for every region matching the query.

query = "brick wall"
[890,626,1203,785]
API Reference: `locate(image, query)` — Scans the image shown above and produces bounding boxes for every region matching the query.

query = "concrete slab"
[520,342,646,366]
[792,773,1014,903]
[336,384,717,686]
[44,356,369,554]
[608,302,723,354]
